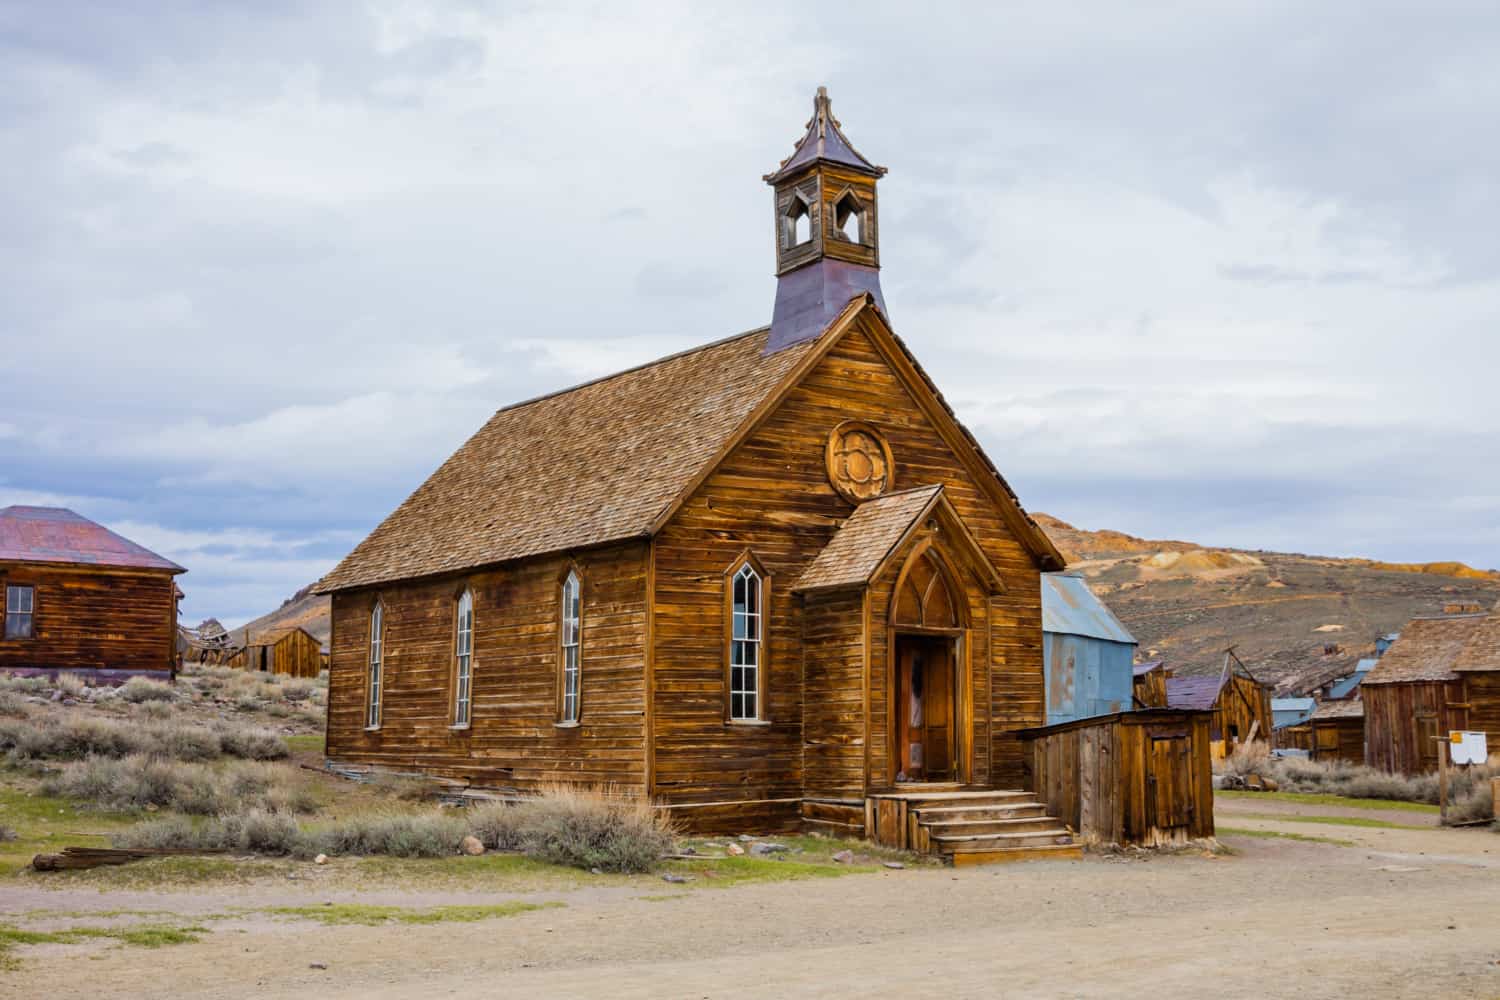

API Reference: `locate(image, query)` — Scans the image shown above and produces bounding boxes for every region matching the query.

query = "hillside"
[232,519,1499,695]
[232,585,332,649]
[1035,514,1500,693]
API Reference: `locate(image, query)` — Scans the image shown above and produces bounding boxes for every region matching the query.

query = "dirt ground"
[4,795,1499,1000]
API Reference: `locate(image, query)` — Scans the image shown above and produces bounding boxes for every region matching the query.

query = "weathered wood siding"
[0,562,177,676]
[1133,669,1168,709]
[1464,674,1500,750]
[651,321,1045,822]
[233,629,322,678]
[802,588,867,799]
[1023,710,1213,846]
[327,541,648,790]
[1213,673,1273,752]
[1363,679,1465,775]
[1314,716,1365,764]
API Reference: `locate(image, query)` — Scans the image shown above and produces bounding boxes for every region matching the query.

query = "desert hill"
[232,584,332,650]
[229,518,1499,696]
[1035,514,1500,693]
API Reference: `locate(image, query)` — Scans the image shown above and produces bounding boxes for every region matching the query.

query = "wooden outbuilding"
[314,91,1090,857]
[1295,699,1365,764]
[0,506,184,681]
[1132,660,1169,709]
[1166,658,1272,759]
[227,626,323,678]
[1020,709,1214,847]
[1362,610,1500,774]
[1040,572,1136,724]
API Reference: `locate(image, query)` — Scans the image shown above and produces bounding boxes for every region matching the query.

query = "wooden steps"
[865,785,1080,864]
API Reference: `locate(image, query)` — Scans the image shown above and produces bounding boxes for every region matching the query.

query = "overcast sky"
[2,1,1497,626]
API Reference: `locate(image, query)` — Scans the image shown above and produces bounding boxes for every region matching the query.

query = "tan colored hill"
[232,585,331,649]
[1037,514,1500,693]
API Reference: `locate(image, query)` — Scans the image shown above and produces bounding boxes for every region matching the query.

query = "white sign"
[1448,731,1488,766]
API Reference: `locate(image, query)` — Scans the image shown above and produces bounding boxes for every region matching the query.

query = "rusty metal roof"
[1133,659,1165,677]
[0,506,183,573]
[1167,674,1226,711]
[1041,573,1135,645]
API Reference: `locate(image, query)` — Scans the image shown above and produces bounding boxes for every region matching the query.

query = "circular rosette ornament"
[826,420,894,503]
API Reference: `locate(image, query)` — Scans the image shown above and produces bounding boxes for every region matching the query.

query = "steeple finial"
[763,86,886,184]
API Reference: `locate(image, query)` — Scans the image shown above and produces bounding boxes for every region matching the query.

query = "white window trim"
[4,584,34,640]
[366,602,383,730]
[453,590,473,728]
[729,564,762,722]
[560,570,581,723]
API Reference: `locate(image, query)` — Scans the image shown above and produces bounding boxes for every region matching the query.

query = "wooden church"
[317,90,1078,857]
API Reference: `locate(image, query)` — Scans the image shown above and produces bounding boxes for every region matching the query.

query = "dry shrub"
[0,824,17,842]
[279,679,314,703]
[308,811,468,858]
[466,801,526,851]
[54,673,86,698]
[369,772,436,802]
[213,725,289,761]
[40,755,318,816]
[233,693,261,713]
[0,691,28,717]
[1446,779,1495,825]
[115,809,305,855]
[506,783,676,873]
[138,701,174,720]
[0,714,287,764]
[120,676,175,704]
[1260,756,1454,805]
[0,674,49,695]
[1218,741,1270,780]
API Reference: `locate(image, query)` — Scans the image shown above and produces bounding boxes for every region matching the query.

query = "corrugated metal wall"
[1044,632,1136,725]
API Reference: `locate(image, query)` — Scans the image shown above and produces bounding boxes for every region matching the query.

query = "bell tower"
[763,87,888,353]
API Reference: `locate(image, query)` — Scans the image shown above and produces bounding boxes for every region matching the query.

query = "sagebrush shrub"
[54,673,86,698]
[510,783,676,873]
[307,811,468,858]
[120,676,175,704]
[466,801,526,851]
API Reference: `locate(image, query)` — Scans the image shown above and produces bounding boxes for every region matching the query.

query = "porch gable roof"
[792,484,1003,595]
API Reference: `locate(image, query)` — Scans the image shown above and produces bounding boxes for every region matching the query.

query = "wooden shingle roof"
[1452,606,1500,673]
[792,486,943,592]
[1312,699,1364,720]
[317,327,819,592]
[1362,614,1486,685]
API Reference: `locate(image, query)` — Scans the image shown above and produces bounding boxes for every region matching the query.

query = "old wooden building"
[1132,660,1169,709]
[1040,572,1136,725]
[1362,610,1500,774]
[227,626,323,679]
[1280,699,1365,764]
[316,91,1087,855]
[1166,660,1272,759]
[0,506,184,681]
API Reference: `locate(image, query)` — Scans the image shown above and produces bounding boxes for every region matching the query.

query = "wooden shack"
[1304,699,1365,763]
[1132,660,1169,708]
[227,626,322,678]
[1363,610,1500,774]
[0,506,184,681]
[1019,710,1214,847]
[1166,660,1272,759]
[313,91,1089,858]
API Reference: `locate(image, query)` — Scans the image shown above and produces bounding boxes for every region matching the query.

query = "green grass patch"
[661,855,876,887]
[0,921,207,970]
[35,856,291,890]
[1217,790,1439,813]
[268,902,559,926]
[1233,812,1428,830]
[0,784,137,877]
[1217,825,1355,847]
[282,734,325,754]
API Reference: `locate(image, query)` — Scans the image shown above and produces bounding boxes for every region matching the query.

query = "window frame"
[4,583,35,641]
[365,600,384,730]
[556,567,582,725]
[451,588,474,729]
[723,551,770,724]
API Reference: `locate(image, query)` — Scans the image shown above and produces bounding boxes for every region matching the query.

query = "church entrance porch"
[893,634,956,783]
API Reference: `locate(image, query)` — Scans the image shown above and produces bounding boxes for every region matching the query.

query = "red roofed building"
[0,506,185,681]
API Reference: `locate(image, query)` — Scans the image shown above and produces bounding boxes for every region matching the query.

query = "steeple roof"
[764,87,886,183]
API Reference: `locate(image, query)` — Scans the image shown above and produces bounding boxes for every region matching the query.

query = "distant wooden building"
[1298,699,1365,764]
[0,506,184,681]
[1040,573,1137,724]
[1132,659,1169,708]
[313,91,1097,856]
[1166,660,1272,759]
[227,626,322,678]
[1362,610,1500,774]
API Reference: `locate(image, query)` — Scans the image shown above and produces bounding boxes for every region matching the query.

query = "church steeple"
[764,87,888,354]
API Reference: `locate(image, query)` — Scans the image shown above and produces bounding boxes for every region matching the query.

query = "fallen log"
[31,846,228,872]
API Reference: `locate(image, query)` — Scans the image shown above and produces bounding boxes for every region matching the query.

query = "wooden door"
[1415,715,1439,773]
[1147,733,1191,833]
[922,641,953,780]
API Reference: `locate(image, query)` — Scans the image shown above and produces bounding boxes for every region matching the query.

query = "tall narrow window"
[559,570,581,723]
[4,585,33,639]
[366,603,383,729]
[453,590,473,727]
[729,563,762,721]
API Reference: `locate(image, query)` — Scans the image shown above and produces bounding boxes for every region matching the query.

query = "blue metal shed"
[1041,573,1138,725]
[1271,697,1315,729]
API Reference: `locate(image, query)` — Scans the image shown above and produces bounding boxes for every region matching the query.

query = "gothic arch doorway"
[889,543,967,784]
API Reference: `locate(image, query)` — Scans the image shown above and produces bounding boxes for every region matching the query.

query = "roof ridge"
[488,325,771,419]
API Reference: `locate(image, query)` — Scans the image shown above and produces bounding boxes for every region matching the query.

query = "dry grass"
[54,673,86,699]
[41,755,320,816]
[1233,747,1496,819]
[120,676,176,704]
[0,714,287,764]
[468,784,677,873]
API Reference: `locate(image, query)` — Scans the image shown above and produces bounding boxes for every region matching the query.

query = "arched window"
[366,602,384,729]
[559,570,581,723]
[453,589,473,727]
[726,555,767,721]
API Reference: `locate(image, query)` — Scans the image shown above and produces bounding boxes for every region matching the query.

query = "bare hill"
[232,585,331,649]
[1038,514,1500,694]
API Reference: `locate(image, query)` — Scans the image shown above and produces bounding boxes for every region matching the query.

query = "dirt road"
[5,801,1500,999]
